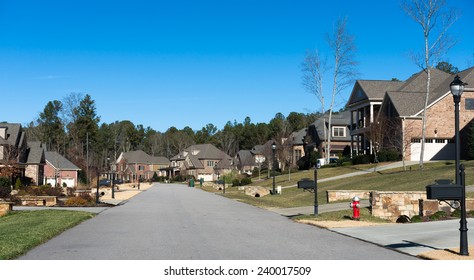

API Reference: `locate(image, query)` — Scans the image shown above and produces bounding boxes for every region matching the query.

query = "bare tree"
[326,17,358,162]
[301,50,329,160]
[401,0,459,169]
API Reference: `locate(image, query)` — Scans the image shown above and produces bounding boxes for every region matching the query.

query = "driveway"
[18,184,414,260]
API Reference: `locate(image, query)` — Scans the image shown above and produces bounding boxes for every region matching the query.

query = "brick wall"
[403,91,474,160]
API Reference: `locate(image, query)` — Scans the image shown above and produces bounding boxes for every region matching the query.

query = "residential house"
[44,151,81,187]
[116,150,170,182]
[170,144,232,181]
[235,143,269,175]
[0,123,45,185]
[347,67,474,161]
[305,110,352,160]
[286,128,307,167]
[25,142,46,185]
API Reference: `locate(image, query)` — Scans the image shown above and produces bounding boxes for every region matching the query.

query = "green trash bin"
[189,178,194,188]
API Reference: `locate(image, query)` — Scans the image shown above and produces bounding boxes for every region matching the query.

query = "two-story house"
[348,67,474,161]
[170,144,232,181]
[305,110,351,160]
[0,123,45,185]
[116,150,170,183]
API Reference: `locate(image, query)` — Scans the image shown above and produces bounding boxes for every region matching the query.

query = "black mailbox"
[426,184,463,200]
[297,179,314,190]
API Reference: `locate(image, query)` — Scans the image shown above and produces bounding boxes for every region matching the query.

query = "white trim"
[413,91,451,117]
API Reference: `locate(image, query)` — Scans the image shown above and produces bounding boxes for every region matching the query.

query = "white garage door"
[62,178,76,188]
[411,140,455,161]
[198,174,214,182]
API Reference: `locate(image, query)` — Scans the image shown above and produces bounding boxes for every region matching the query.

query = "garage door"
[411,139,455,161]
[62,178,76,188]
[198,174,214,182]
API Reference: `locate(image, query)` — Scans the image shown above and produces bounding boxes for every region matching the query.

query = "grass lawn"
[208,161,474,209]
[0,210,95,260]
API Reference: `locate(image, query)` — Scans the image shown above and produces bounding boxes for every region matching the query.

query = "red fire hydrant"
[350,196,360,220]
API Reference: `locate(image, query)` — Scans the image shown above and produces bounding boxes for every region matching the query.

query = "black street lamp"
[450,74,469,256]
[272,141,277,195]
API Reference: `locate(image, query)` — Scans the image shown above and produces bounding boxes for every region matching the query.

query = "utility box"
[426,184,463,200]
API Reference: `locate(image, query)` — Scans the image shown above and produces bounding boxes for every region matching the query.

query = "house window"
[332,127,345,137]
[295,150,302,161]
[139,165,145,171]
[0,146,3,160]
[466,99,474,110]
[207,161,215,167]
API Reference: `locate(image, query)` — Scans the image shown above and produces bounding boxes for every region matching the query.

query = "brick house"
[170,144,233,181]
[348,67,474,161]
[115,150,170,183]
[44,151,80,187]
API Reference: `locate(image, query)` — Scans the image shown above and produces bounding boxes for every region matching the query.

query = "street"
[19,184,415,260]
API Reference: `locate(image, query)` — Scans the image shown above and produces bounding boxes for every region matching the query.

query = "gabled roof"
[348,80,404,106]
[289,128,307,145]
[382,67,474,117]
[45,151,80,171]
[236,150,255,166]
[26,141,45,165]
[150,156,170,165]
[173,144,229,160]
[0,123,23,146]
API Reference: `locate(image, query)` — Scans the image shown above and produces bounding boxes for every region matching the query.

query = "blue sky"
[0,0,473,132]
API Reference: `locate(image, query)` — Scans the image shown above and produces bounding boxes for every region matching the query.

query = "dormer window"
[332,127,346,138]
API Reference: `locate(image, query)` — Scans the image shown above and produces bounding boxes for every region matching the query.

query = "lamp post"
[272,141,277,195]
[450,75,469,256]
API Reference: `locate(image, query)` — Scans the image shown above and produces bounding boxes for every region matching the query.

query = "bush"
[377,149,400,162]
[240,178,252,186]
[352,154,371,165]
[232,179,241,187]
[0,177,11,199]
[64,194,95,206]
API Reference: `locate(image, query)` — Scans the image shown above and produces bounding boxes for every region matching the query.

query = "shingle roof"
[0,123,22,146]
[26,141,45,164]
[386,67,474,117]
[45,151,80,170]
[237,150,255,166]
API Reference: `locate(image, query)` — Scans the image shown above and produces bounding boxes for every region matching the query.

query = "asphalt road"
[19,184,415,260]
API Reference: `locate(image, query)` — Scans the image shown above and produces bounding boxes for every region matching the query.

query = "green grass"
[211,161,474,210]
[0,210,95,260]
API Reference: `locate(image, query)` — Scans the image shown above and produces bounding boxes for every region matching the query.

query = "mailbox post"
[426,165,469,256]
[297,169,318,216]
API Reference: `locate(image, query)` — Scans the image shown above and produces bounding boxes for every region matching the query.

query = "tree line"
[25,93,320,174]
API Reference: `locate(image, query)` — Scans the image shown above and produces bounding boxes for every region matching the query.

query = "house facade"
[170,144,232,181]
[305,111,352,160]
[0,123,45,185]
[116,150,170,182]
[348,67,474,161]
[44,151,80,187]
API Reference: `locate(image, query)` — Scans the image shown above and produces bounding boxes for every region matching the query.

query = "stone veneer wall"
[18,196,57,206]
[326,190,372,203]
[371,191,426,221]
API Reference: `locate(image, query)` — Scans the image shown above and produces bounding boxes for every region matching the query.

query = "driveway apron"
[19,184,415,260]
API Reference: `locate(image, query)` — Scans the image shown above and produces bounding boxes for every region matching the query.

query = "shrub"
[231,179,240,186]
[0,177,11,199]
[377,149,400,162]
[15,178,22,189]
[352,154,371,165]
[64,194,95,206]
[240,177,252,186]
